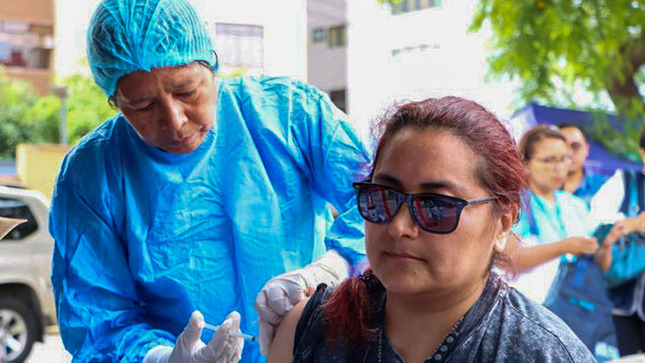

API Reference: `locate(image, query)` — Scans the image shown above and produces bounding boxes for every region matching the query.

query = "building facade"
[0,0,55,95]
[307,0,348,112]
[346,0,515,130]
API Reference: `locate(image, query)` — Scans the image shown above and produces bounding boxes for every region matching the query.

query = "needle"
[202,322,258,342]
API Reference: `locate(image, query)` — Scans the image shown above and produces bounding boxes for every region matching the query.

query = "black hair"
[557,122,588,142]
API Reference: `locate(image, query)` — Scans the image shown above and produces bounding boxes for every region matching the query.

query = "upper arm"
[267,298,308,363]
[290,81,370,265]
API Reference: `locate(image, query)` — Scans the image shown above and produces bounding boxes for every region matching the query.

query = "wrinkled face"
[526,137,572,193]
[366,129,508,296]
[115,62,217,154]
[560,127,589,174]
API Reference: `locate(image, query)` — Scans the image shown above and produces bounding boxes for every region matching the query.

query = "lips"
[173,133,198,146]
[385,251,426,262]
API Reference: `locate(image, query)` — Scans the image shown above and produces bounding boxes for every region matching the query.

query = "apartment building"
[0,0,55,95]
[307,0,348,112]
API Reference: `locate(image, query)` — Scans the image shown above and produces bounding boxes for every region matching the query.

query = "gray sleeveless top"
[292,274,595,362]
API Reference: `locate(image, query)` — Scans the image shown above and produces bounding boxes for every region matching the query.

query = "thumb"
[181,311,205,346]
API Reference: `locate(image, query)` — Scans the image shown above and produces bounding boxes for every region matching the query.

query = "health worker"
[49,0,370,362]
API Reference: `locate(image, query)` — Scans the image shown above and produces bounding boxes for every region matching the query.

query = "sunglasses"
[353,182,496,234]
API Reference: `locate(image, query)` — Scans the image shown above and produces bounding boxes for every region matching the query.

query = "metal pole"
[59,96,67,145]
[51,86,68,145]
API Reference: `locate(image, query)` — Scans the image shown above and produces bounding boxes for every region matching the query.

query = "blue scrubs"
[512,190,591,303]
[573,166,611,206]
[50,76,370,362]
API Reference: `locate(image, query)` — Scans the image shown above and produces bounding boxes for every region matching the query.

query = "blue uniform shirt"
[572,166,611,206]
[49,76,370,362]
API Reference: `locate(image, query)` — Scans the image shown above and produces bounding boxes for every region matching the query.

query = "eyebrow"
[373,173,465,193]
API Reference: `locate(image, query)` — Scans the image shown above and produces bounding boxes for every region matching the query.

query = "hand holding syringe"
[201,321,258,342]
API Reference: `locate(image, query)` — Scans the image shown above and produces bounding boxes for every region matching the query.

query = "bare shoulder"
[266,298,309,363]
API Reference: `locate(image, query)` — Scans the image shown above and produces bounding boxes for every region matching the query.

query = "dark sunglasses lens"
[412,195,460,232]
[357,185,403,223]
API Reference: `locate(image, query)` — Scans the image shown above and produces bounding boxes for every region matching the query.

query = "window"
[391,0,441,15]
[0,198,38,240]
[215,23,264,68]
[328,25,346,48]
[329,89,347,113]
[0,21,53,69]
[312,28,326,43]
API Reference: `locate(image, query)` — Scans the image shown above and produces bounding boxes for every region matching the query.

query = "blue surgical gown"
[50,76,370,362]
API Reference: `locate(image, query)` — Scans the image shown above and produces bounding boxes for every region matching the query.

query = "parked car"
[0,186,56,363]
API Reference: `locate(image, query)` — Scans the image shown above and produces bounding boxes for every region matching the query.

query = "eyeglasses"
[353,182,496,234]
[534,155,573,166]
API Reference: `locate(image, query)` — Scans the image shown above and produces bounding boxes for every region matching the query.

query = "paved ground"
[25,333,71,363]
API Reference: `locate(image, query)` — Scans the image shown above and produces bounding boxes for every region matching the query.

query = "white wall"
[54,0,103,78]
[347,0,516,131]
[54,0,307,81]
[191,0,307,80]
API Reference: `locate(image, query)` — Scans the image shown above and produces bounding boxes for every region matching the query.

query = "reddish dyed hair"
[323,96,528,351]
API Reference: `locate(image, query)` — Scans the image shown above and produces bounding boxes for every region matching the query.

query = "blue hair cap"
[87,0,218,97]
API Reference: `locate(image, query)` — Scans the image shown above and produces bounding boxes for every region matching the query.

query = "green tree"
[0,67,60,158]
[470,0,645,161]
[470,0,645,117]
[61,73,117,144]
[0,64,246,157]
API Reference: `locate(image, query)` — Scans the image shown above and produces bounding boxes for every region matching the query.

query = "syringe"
[202,322,258,342]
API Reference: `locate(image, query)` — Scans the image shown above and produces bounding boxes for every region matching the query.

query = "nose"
[387,202,420,239]
[162,100,187,131]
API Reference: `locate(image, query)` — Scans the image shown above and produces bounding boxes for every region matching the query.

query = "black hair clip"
[358,272,379,290]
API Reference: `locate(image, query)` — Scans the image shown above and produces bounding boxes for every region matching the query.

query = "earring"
[495,231,509,251]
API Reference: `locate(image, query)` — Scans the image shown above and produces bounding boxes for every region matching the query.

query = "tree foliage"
[0,67,59,158]
[0,66,117,158]
[0,64,247,158]
[471,0,645,115]
[470,0,645,160]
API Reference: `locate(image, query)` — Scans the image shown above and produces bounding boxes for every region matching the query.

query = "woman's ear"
[494,211,514,253]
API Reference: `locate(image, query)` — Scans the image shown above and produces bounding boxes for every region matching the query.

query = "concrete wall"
[0,0,54,25]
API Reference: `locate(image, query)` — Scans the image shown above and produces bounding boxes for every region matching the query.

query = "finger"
[225,312,244,362]
[256,289,284,325]
[259,321,275,356]
[208,316,234,359]
[266,285,296,319]
[305,286,315,297]
[181,311,204,346]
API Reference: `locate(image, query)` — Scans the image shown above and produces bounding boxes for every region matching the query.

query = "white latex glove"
[254,249,350,356]
[143,311,244,363]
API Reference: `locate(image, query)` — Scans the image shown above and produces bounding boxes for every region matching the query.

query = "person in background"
[593,128,645,357]
[558,123,611,205]
[49,0,370,361]
[509,125,627,360]
[267,97,595,362]
[509,125,599,302]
